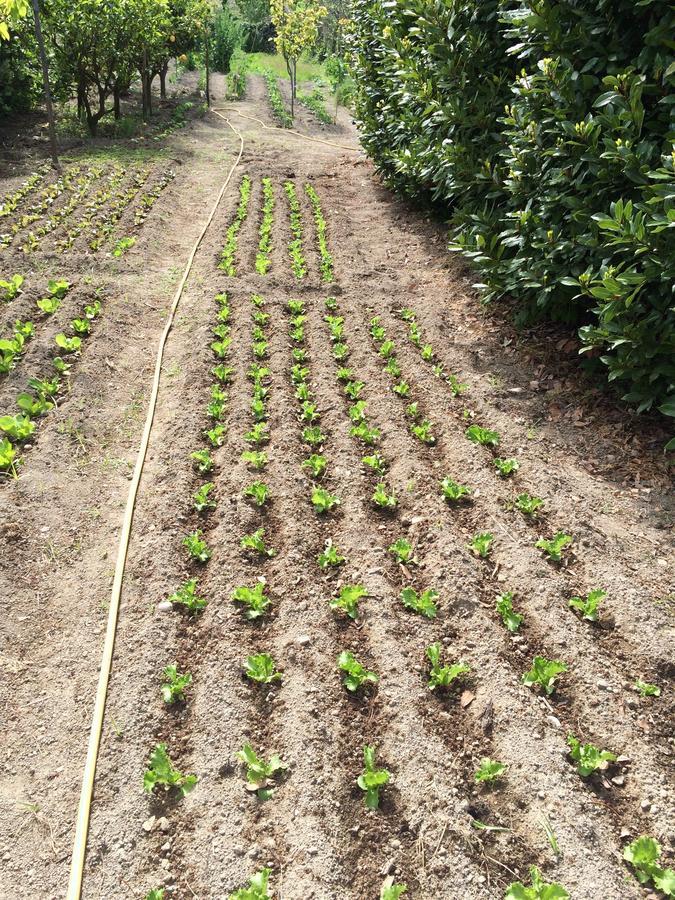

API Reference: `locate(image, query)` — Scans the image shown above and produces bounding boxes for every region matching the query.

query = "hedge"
[351,0,675,429]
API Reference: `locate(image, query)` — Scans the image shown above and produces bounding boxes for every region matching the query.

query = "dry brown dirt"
[0,70,673,900]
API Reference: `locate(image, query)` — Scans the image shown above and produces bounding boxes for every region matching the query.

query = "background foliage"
[351,0,675,422]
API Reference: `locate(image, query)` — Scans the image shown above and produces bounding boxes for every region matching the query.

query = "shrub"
[351,0,675,427]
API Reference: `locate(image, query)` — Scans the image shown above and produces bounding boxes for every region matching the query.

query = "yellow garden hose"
[212,105,362,153]
[66,111,244,900]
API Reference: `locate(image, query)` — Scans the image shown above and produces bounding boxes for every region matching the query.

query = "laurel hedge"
[351,0,675,426]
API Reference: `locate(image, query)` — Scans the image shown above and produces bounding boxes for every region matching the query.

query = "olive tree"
[270,0,327,116]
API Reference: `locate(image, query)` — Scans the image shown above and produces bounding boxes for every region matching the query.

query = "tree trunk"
[146,71,153,115]
[113,84,121,119]
[290,58,296,119]
[141,48,148,120]
[160,61,168,99]
[31,0,60,171]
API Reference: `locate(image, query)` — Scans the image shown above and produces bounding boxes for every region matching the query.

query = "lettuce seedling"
[475,758,507,783]
[288,299,304,314]
[468,532,494,558]
[72,317,91,336]
[17,392,52,417]
[302,425,325,447]
[496,591,523,632]
[211,338,231,359]
[37,296,60,314]
[145,890,164,900]
[242,450,267,470]
[337,651,378,692]
[466,424,500,447]
[143,743,197,796]
[193,483,216,513]
[292,348,308,364]
[333,342,349,361]
[381,882,407,900]
[426,643,469,689]
[28,375,60,399]
[0,438,18,474]
[244,481,269,506]
[299,402,320,424]
[317,538,345,569]
[161,664,192,704]
[441,477,471,503]
[536,532,572,562]
[566,734,616,777]
[372,482,396,509]
[53,356,70,376]
[401,587,438,618]
[251,398,266,422]
[207,399,226,421]
[213,364,233,384]
[47,278,70,299]
[344,380,365,400]
[505,866,569,900]
[252,293,265,308]
[358,745,390,809]
[245,423,269,445]
[0,414,35,441]
[325,297,338,311]
[569,588,605,622]
[522,656,567,696]
[245,653,282,684]
[388,538,415,565]
[302,454,327,478]
[370,323,386,343]
[330,584,367,619]
[411,419,435,444]
[191,449,213,473]
[295,382,311,401]
[232,583,270,620]
[363,452,387,476]
[205,424,226,447]
[0,273,24,301]
[183,530,212,563]
[385,358,402,378]
[379,340,395,359]
[624,836,675,894]
[241,527,276,557]
[393,381,410,397]
[406,401,419,419]
[514,493,543,516]
[237,743,287,799]
[336,366,354,382]
[55,333,81,353]
[312,486,340,513]
[634,680,660,697]
[228,868,271,900]
[168,579,207,614]
[421,344,434,361]
[348,400,368,423]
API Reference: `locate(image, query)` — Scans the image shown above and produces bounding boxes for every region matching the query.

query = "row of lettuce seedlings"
[217,173,334,285]
[0,278,103,478]
[360,303,669,896]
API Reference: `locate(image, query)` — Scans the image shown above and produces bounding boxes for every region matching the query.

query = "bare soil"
[0,71,673,900]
